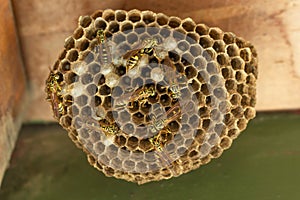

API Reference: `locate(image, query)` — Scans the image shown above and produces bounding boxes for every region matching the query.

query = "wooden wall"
[0,0,27,186]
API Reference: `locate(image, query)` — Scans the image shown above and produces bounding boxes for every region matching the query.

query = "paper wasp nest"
[45,9,257,184]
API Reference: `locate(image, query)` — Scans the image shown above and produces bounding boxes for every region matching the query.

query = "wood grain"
[0,0,27,187]
[11,0,300,121]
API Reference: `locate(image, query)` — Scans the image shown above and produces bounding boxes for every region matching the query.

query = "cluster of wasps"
[97,28,181,102]
[148,101,182,166]
[46,71,65,119]
[46,28,184,165]
[96,28,184,160]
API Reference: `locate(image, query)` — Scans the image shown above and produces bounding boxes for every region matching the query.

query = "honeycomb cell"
[221,67,234,79]
[95,142,106,154]
[214,123,226,136]
[210,146,224,159]
[111,158,122,169]
[168,51,180,62]
[126,136,139,149]
[81,106,92,116]
[223,32,235,44]
[202,48,216,61]
[231,106,244,118]
[200,36,213,48]
[220,136,232,150]
[213,88,226,100]
[73,27,84,40]
[67,49,79,62]
[156,13,169,26]
[79,15,92,28]
[202,119,211,131]
[206,61,219,75]
[185,66,197,79]
[231,57,245,70]
[241,95,251,107]
[108,22,119,33]
[244,107,256,120]
[46,9,257,185]
[61,115,72,127]
[128,10,141,23]
[116,10,126,22]
[103,10,115,22]
[97,74,106,85]
[58,51,67,62]
[235,70,247,83]
[195,24,208,35]
[132,112,144,125]
[226,44,239,57]
[181,53,194,66]
[99,84,111,95]
[178,40,190,52]
[127,33,139,44]
[91,10,103,19]
[186,32,199,44]
[93,96,102,107]
[134,22,146,34]
[209,75,221,86]
[61,60,71,72]
[142,11,156,24]
[212,40,225,53]
[168,17,181,28]
[216,53,228,66]
[64,37,75,50]
[76,95,88,107]
[182,19,196,32]
[236,37,246,48]
[225,79,237,92]
[102,96,112,109]
[81,73,93,85]
[209,27,223,40]
[160,94,171,106]
[190,79,200,91]
[237,118,248,131]
[200,84,210,95]
[240,48,252,62]
[228,128,239,139]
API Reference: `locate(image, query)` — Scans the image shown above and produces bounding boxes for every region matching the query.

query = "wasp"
[96,29,106,43]
[149,133,174,169]
[94,119,119,137]
[113,87,136,109]
[123,37,158,71]
[46,71,61,95]
[128,86,156,107]
[95,29,113,66]
[100,122,119,136]
[169,84,181,99]
[49,93,65,119]
[81,117,119,137]
[114,86,156,108]
[148,102,181,133]
[46,71,65,118]
[162,57,181,99]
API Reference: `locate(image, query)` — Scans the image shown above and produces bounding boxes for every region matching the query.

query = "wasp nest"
[45,9,257,184]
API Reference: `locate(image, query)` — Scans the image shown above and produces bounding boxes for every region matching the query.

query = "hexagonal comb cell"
[45,9,257,185]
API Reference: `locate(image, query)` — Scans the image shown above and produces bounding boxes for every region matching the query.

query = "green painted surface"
[0,113,299,200]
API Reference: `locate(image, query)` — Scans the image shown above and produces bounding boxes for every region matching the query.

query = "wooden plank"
[0,0,27,187]
[12,0,300,122]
